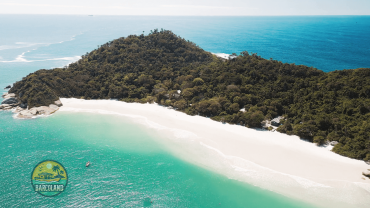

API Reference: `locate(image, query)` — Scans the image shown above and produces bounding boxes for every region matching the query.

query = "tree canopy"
[9,29,370,161]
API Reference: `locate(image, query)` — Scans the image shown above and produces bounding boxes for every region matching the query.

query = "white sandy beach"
[59,98,370,208]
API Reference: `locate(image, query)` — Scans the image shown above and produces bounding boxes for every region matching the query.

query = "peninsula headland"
[3,29,370,163]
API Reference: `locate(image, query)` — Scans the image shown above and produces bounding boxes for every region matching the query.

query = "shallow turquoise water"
[0,111,316,207]
[3,15,368,207]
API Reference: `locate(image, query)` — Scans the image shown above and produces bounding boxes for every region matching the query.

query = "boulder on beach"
[363,170,370,178]
[29,108,38,115]
[271,116,284,127]
[17,106,57,118]
[49,104,59,110]
[1,97,18,105]
[13,107,23,113]
[36,106,56,115]
[54,100,63,107]
[18,110,34,118]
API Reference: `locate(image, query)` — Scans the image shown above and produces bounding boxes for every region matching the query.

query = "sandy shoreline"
[59,98,370,208]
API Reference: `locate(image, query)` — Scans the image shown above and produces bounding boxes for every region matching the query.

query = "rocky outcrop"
[17,105,59,118]
[363,170,370,179]
[2,92,16,99]
[1,93,19,108]
[54,100,63,107]
[0,104,13,110]
[261,116,285,131]
[4,85,11,89]
[1,92,62,119]
[1,97,19,105]
[271,116,284,127]
[19,103,27,108]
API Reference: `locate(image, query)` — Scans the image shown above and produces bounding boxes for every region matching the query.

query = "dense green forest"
[9,29,370,161]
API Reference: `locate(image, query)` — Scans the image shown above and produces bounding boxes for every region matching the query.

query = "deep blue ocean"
[1,15,370,89]
[1,15,370,207]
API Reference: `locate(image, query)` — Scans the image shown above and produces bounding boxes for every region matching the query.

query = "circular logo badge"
[31,160,68,197]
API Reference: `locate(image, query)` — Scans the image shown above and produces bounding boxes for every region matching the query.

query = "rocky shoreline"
[0,92,62,118]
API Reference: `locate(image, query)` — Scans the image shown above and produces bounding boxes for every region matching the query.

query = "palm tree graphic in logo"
[52,165,65,180]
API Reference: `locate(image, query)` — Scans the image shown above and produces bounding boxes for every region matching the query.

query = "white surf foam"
[58,33,82,44]
[0,33,82,63]
[0,54,81,63]
[0,42,46,51]
[212,52,230,59]
[1,51,30,63]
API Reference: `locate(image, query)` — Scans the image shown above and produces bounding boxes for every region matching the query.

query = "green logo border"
[31,159,68,197]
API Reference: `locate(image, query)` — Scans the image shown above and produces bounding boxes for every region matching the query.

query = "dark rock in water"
[20,103,28,109]
[4,85,11,89]
[1,97,18,105]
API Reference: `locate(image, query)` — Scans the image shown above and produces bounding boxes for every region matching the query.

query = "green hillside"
[9,29,370,161]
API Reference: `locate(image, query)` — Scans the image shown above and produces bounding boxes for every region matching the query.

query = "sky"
[0,0,369,16]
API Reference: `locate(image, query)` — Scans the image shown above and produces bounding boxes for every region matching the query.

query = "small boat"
[86,161,90,167]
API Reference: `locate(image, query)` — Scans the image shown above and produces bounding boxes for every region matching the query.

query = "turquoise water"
[0,111,315,207]
[2,15,369,207]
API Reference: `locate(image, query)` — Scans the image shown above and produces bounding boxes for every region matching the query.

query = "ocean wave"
[46,56,82,62]
[0,42,47,51]
[212,52,230,59]
[0,51,30,63]
[0,33,82,51]
[0,33,83,63]
[58,33,82,44]
[0,55,81,63]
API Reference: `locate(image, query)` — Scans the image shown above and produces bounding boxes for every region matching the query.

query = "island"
[2,29,370,163]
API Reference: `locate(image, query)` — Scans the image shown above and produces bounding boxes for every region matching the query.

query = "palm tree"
[52,165,65,179]
[52,165,60,175]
